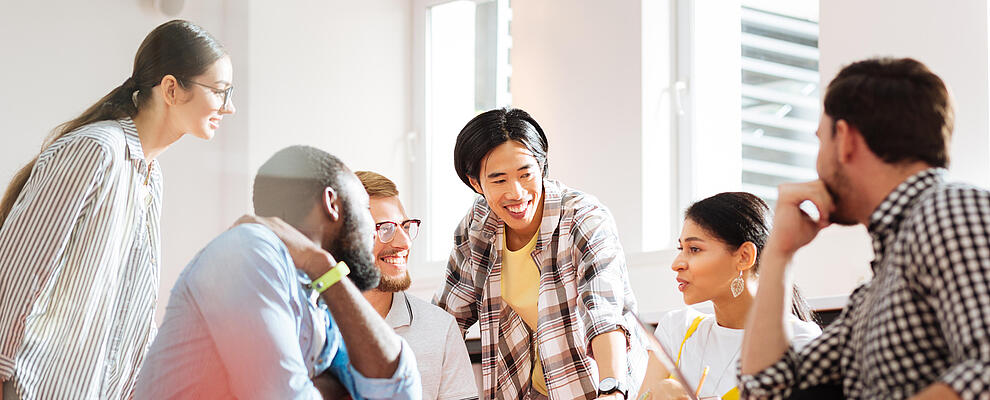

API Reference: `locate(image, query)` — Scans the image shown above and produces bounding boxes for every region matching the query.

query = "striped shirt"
[0,118,162,399]
[433,179,648,400]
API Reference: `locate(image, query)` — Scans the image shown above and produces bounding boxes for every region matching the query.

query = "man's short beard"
[377,271,411,292]
[323,207,380,291]
[824,163,858,226]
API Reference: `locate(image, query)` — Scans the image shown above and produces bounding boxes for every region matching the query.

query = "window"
[412,0,512,266]
[739,1,820,206]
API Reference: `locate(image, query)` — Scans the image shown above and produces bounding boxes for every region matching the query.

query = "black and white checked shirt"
[738,168,990,399]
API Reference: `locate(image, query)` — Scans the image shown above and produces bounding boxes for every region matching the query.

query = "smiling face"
[173,55,235,140]
[671,219,749,305]
[370,196,413,292]
[469,140,544,236]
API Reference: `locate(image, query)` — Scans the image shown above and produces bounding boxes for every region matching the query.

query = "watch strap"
[307,261,349,293]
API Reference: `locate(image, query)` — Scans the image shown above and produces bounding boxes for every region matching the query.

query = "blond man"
[356,171,478,400]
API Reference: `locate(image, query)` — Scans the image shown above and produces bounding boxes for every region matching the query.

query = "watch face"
[599,377,618,391]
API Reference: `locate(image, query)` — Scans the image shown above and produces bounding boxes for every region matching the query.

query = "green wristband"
[307,261,349,293]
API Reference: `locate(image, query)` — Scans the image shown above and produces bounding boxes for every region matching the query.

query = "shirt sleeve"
[0,137,112,380]
[438,317,480,400]
[433,206,482,333]
[184,226,321,400]
[738,287,861,399]
[917,188,990,399]
[346,338,423,400]
[787,318,823,352]
[572,204,634,347]
[652,310,680,357]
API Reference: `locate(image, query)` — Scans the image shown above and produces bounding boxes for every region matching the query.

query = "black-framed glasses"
[375,219,421,243]
[188,81,234,110]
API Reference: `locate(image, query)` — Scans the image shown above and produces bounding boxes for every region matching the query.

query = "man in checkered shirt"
[738,57,990,399]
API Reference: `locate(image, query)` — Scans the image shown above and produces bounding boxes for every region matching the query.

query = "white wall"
[244,0,412,199]
[0,0,412,322]
[820,0,990,188]
[512,0,648,253]
[506,0,990,317]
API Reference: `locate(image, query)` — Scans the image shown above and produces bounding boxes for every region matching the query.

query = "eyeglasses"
[188,81,234,111]
[375,219,421,243]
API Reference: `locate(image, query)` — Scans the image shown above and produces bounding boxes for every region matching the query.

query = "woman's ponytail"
[790,284,815,323]
[0,20,225,229]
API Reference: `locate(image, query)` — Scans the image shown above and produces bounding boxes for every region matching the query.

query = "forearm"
[320,277,402,379]
[312,370,350,399]
[909,383,959,400]
[591,329,627,381]
[740,245,792,374]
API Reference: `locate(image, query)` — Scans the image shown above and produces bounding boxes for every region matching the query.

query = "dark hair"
[453,107,549,193]
[253,145,380,291]
[686,192,814,322]
[824,57,953,168]
[253,146,352,226]
[0,20,226,227]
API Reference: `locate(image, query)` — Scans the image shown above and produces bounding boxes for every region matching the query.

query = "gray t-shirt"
[385,292,478,400]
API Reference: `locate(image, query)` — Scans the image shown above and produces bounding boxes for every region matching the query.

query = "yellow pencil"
[696,366,710,397]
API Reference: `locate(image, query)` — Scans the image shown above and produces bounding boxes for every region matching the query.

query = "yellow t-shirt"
[501,231,547,395]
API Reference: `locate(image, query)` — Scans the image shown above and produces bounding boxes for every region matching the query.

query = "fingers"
[777,180,835,227]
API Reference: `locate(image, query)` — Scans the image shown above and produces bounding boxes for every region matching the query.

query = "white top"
[653,308,821,398]
[0,119,162,399]
[386,291,479,400]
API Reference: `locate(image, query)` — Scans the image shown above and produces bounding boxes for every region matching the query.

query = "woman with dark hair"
[0,20,233,399]
[434,108,647,399]
[638,192,820,400]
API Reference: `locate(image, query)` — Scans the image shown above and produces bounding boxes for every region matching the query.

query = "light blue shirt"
[135,224,421,399]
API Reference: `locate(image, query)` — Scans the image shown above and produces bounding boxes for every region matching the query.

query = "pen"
[696,365,709,397]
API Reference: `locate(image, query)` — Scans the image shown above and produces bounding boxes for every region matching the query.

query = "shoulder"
[550,181,618,237]
[554,181,610,218]
[903,181,990,251]
[456,196,491,233]
[786,315,822,335]
[785,315,822,349]
[61,120,128,153]
[655,308,707,341]
[407,292,459,327]
[41,120,126,164]
[912,181,990,223]
[185,224,293,283]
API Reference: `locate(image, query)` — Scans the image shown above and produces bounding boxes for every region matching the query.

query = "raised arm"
[233,216,420,399]
[741,181,832,374]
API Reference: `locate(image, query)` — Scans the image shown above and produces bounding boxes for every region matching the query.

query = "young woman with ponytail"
[638,192,821,400]
[0,20,234,399]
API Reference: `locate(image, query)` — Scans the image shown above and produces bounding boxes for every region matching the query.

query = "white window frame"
[407,0,511,299]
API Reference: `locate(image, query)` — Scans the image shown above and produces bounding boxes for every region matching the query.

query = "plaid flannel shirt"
[434,179,647,400]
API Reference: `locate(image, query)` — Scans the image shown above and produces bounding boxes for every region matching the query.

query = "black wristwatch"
[597,377,628,399]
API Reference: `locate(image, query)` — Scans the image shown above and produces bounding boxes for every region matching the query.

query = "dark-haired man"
[740,57,990,399]
[355,171,479,400]
[135,146,421,399]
